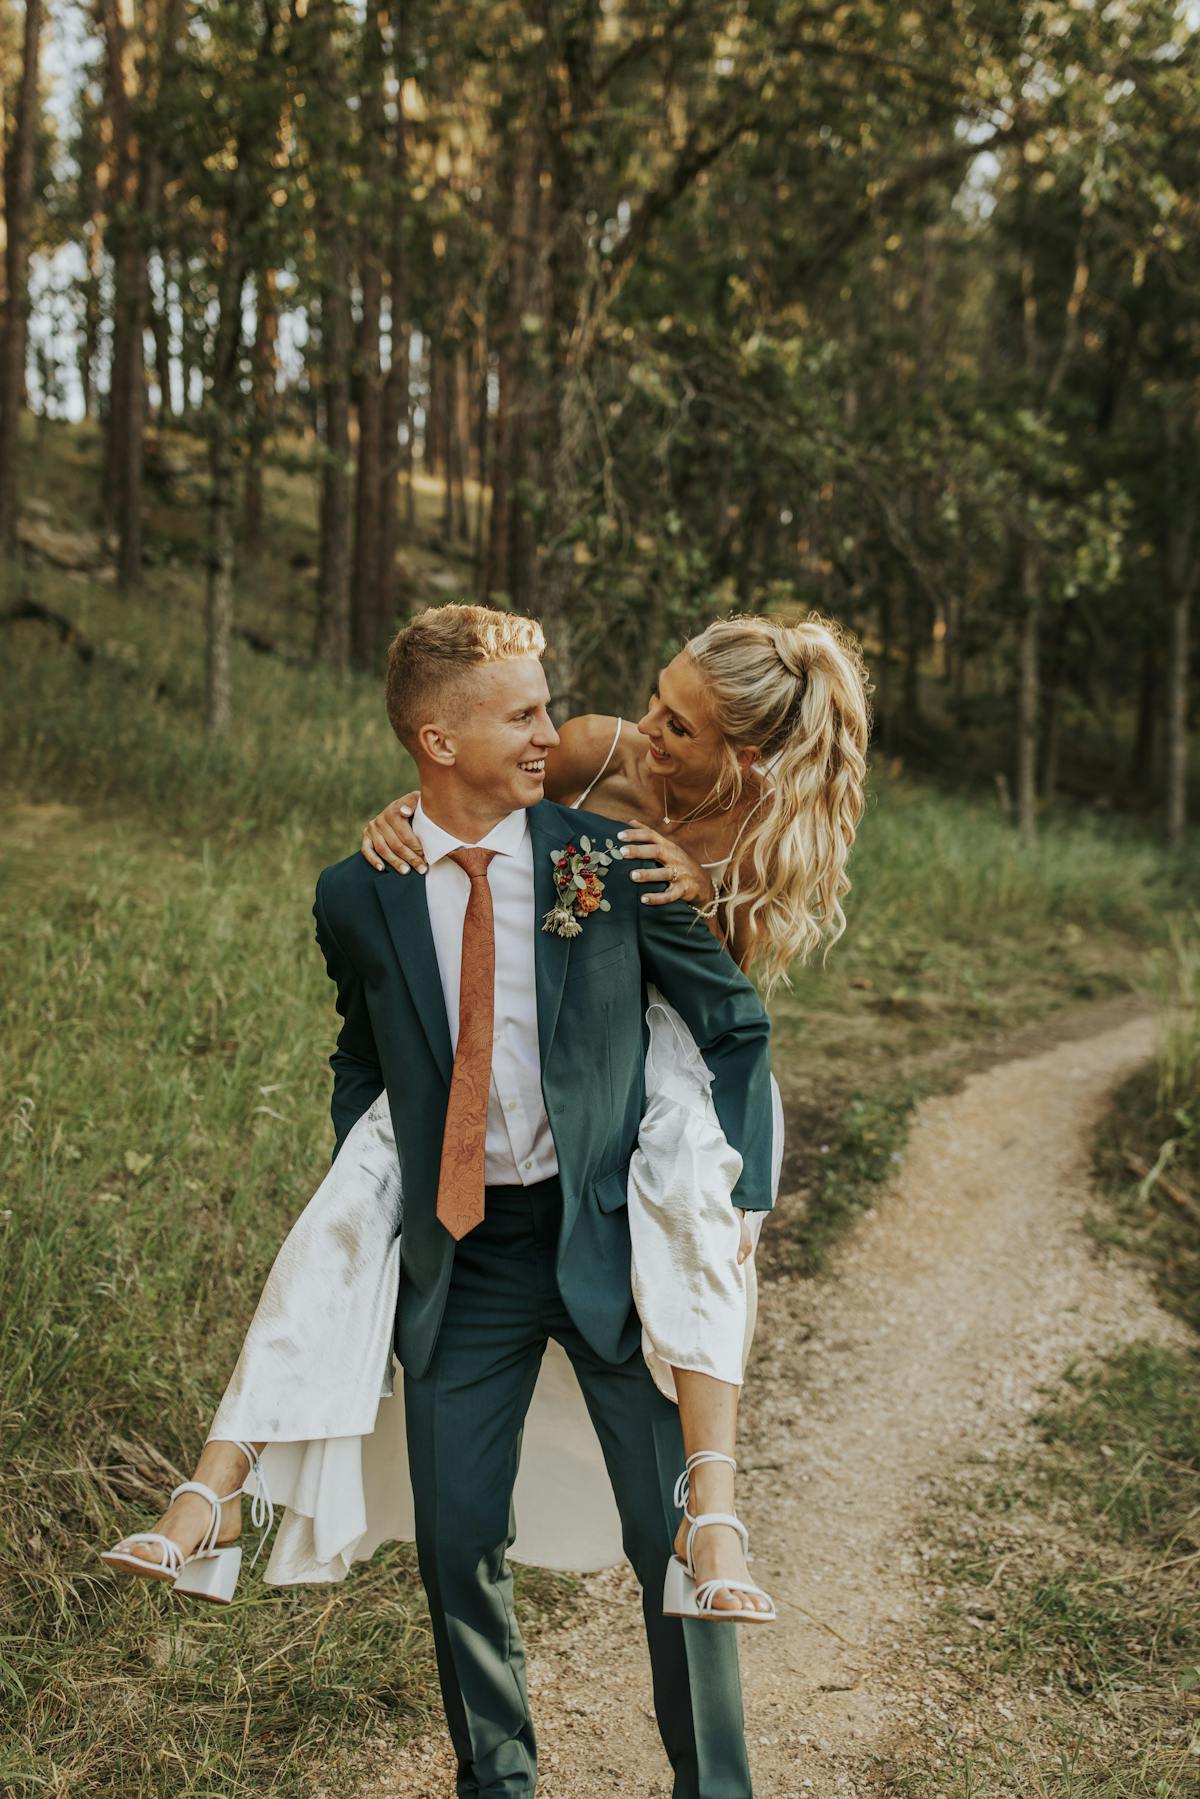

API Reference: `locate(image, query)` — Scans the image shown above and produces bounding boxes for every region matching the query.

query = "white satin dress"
[210,737,783,1582]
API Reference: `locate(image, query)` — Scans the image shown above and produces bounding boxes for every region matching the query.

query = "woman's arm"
[360,713,626,873]
[542,714,626,805]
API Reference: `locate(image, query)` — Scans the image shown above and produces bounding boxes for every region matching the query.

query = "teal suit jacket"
[313,799,773,1379]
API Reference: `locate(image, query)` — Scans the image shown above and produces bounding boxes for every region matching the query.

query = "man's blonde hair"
[385,603,546,748]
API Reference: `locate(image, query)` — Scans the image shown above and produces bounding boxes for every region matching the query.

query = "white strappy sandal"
[99,1440,273,1606]
[663,1450,777,1624]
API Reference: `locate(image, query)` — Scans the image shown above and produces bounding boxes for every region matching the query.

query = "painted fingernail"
[418,863,428,875]
[399,864,409,875]
[400,807,412,816]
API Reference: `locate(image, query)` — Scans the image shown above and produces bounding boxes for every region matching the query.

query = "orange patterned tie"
[436,847,498,1240]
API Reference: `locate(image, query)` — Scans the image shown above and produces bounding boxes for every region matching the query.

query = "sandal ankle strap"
[221,1440,275,1567]
[169,1481,224,1555]
[673,1449,737,1511]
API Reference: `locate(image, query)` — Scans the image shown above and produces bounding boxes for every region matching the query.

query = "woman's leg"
[116,1439,266,1566]
[671,1371,771,1615]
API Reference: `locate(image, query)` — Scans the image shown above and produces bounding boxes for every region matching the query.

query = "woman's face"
[636,652,728,789]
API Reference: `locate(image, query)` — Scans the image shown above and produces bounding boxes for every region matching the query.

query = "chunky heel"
[173,1543,242,1605]
[663,1553,700,1618]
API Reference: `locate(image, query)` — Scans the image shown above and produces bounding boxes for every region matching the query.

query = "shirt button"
[523,1159,533,1171]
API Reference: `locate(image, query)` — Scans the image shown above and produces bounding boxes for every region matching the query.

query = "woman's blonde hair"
[684,612,872,993]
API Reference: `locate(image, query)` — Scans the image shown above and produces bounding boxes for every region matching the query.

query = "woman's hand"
[736,1209,765,1266]
[616,823,715,908]
[360,793,427,875]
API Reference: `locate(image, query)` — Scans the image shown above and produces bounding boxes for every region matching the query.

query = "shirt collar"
[413,800,529,867]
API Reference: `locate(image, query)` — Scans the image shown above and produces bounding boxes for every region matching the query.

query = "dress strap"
[572,716,623,808]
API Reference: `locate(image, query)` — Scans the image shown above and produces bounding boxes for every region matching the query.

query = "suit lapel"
[529,803,571,1071]
[374,869,454,1086]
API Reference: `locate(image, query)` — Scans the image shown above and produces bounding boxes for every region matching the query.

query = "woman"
[102,612,870,1620]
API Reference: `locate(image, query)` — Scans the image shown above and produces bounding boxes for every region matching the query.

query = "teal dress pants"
[403,1176,752,1799]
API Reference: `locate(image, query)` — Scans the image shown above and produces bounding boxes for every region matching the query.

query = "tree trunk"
[315,299,352,670]
[1040,675,1060,806]
[877,584,893,755]
[179,249,207,416]
[472,319,489,577]
[242,267,278,559]
[350,3,387,670]
[0,0,44,558]
[902,592,924,723]
[99,0,146,588]
[452,345,471,542]
[1164,405,1196,849]
[148,255,174,418]
[1130,637,1158,791]
[1165,585,1191,850]
[1017,543,1039,844]
[484,112,539,600]
[307,0,353,670]
[377,32,409,635]
[205,261,246,736]
[140,0,185,424]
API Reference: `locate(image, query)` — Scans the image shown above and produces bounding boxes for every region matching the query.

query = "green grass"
[885,1345,1200,1799]
[1091,913,1200,1334]
[1,420,1197,1795]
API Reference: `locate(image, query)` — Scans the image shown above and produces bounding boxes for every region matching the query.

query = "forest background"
[1,2,1200,1796]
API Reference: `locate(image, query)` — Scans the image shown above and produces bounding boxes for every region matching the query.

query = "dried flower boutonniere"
[542,835,618,938]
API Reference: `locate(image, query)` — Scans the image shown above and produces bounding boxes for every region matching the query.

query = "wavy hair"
[684,612,872,993]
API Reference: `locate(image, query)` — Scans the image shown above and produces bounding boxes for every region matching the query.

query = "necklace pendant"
[661,814,671,828]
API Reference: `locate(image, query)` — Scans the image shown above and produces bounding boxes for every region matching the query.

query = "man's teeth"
[520,760,546,773]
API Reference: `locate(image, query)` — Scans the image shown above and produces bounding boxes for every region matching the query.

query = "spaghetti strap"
[572,716,624,808]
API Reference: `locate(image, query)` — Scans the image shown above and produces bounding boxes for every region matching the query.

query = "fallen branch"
[1122,1148,1200,1229]
[0,597,96,663]
[234,624,308,666]
[2,595,171,698]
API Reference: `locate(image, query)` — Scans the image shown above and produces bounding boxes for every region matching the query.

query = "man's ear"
[416,721,456,767]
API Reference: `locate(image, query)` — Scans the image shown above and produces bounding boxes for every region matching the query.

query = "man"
[313,603,773,1797]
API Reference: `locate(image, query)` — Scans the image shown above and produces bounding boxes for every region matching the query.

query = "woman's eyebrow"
[656,670,696,733]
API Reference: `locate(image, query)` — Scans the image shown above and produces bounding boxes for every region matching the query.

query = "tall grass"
[1093,911,1200,1334]
[1156,910,1200,1123]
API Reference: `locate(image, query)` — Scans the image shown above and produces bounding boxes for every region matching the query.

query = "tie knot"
[449,847,496,881]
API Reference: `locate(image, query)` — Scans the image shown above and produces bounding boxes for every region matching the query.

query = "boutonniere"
[543,835,618,939]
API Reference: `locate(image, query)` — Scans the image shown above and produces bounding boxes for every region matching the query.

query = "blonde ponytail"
[684,612,872,993]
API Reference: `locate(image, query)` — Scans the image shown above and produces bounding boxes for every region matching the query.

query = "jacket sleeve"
[635,896,775,1211]
[313,872,385,1160]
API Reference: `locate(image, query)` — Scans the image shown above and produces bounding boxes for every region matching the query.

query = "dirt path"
[368,1010,1189,1799]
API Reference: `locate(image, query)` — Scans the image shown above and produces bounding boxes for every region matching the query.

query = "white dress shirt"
[414,801,558,1186]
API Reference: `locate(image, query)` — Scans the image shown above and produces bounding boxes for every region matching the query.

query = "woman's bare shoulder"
[546,714,624,801]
